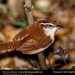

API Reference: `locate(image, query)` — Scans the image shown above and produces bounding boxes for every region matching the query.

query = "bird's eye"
[49,25,52,27]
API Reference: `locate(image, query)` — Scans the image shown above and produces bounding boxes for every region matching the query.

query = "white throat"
[43,27,58,39]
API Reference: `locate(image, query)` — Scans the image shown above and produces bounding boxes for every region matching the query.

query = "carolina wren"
[0,19,63,54]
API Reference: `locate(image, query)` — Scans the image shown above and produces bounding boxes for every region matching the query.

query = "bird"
[0,19,63,54]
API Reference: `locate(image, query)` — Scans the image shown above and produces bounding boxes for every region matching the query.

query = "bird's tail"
[0,40,23,54]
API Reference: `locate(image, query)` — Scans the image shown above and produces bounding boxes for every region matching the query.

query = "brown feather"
[16,23,52,54]
[0,40,23,54]
[0,19,59,54]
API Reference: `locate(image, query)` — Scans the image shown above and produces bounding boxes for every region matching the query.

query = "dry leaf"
[1,57,14,68]
[35,0,51,8]
[14,56,32,69]
[49,57,56,65]
[1,67,11,70]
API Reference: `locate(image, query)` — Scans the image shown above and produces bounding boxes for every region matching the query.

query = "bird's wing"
[13,27,29,41]
[16,35,52,54]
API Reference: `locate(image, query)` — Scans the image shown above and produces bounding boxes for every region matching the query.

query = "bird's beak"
[56,25,64,28]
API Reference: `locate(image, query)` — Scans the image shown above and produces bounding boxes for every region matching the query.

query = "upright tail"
[0,40,23,54]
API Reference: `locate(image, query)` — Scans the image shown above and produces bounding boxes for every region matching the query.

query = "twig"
[24,0,48,70]
[64,48,75,55]
[53,46,75,56]
[53,46,75,67]
[59,46,68,66]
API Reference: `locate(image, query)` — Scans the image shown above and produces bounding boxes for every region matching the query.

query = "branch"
[37,52,48,70]
[24,0,48,70]
[24,0,34,25]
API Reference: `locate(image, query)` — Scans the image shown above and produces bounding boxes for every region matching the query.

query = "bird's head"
[37,19,64,38]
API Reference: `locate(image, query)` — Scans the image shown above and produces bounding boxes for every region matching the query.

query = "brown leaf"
[14,56,32,69]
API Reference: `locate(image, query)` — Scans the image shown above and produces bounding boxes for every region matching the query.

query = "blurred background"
[0,0,75,70]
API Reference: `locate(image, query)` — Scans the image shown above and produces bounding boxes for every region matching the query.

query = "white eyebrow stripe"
[39,23,55,26]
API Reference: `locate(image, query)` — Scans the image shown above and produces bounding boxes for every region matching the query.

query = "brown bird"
[0,19,63,54]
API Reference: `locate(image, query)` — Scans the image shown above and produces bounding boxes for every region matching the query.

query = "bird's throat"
[43,27,57,39]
